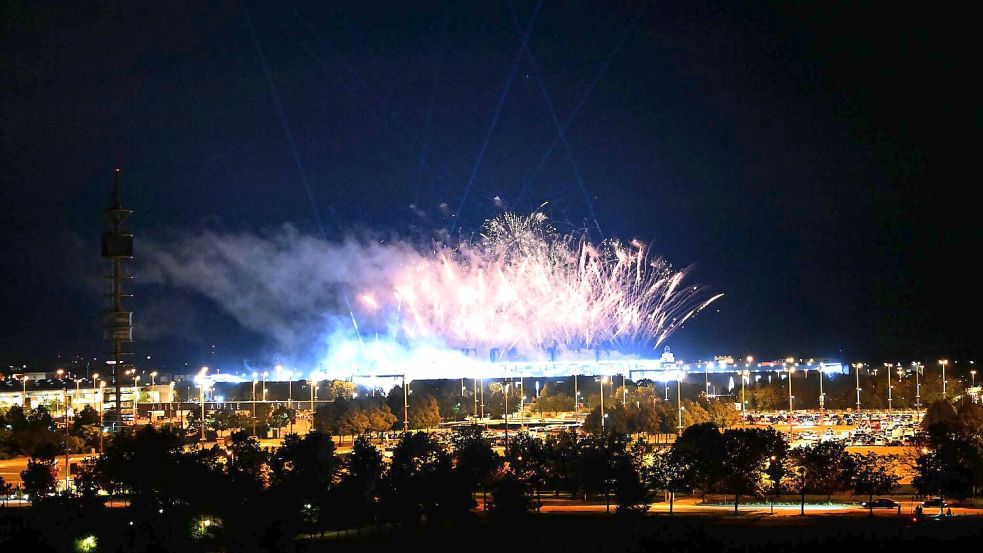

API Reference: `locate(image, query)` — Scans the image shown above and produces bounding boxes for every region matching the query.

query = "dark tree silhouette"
[672,422,725,499]
[851,453,900,516]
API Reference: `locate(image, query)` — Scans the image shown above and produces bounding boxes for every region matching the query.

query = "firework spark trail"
[357,212,720,357]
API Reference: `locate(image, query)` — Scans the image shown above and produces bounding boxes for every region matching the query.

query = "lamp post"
[914,363,922,408]
[939,359,949,398]
[704,363,709,398]
[743,356,753,412]
[600,377,607,431]
[21,375,29,408]
[402,374,409,433]
[972,370,977,388]
[197,367,209,442]
[287,372,293,408]
[64,399,72,493]
[676,374,683,436]
[309,377,315,412]
[787,361,795,436]
[98,382,106,453]
[817,366,825,415]
[518,376,524,426]
[573,374,578,413]
[91,373,99,412]
[740,369,749,412]
[854,362,863,411]
[133,376,141,422]
[252,376,258,436]
[885,363,893,413]
[504,379,510,454]
[150,371,157,386]
[622,372,628,405]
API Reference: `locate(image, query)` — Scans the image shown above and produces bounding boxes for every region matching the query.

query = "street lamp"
[884,363,893,413]
[98,381,106,453]
[676,373,684,436]
[21,375,29,408]
[817,365,825,415]
[150,371,157,386]
[854,362,863,410]
[286,371,293,409]
[939,359,949,398]
[704,363,710,398]
[403,374,409,433]
[600,376,607,430]
[740,369,749,412]
[971,370,977,388]
[743,355,754,410]
[262,371,268,405]
[914,362,922,408]
[252,374,258,436]
[64,402,73,493]
[787,363,795,435]
[573,374,578,413]
[197,367,209,442]
[309,376,316,412]
[503,379,511,453]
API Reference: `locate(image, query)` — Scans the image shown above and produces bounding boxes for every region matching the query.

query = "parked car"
[922,498,949,508]
[861,498,899,509]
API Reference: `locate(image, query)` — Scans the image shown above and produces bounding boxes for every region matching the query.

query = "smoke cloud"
[140,225,423,356]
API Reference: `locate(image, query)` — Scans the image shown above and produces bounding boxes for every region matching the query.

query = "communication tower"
[101,169,134,420]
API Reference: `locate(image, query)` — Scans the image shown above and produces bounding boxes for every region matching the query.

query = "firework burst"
[357,212,721,358]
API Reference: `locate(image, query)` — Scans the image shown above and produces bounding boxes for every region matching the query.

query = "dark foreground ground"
[4,507,982,552]
[300,514,983,553]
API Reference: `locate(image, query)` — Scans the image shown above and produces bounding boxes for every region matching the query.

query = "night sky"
[1,1,978,371]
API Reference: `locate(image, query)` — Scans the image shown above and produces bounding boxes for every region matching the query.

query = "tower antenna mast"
[101,168,134,424]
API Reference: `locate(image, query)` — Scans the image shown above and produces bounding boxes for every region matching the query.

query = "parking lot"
[743,410,924,448]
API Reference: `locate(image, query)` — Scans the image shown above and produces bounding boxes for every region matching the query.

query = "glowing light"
[75,535,98,552]
[331,212,720,379]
